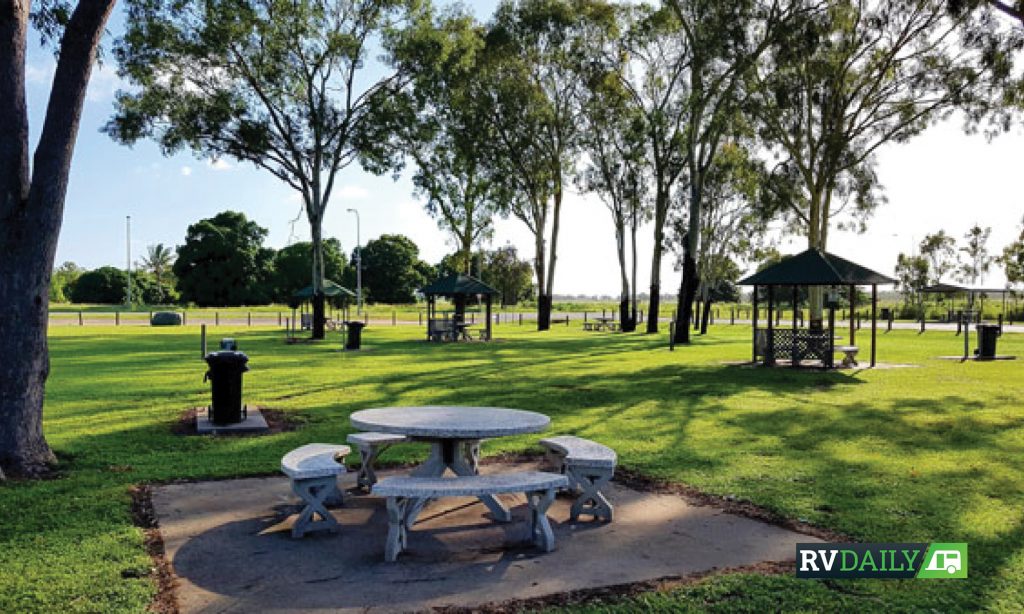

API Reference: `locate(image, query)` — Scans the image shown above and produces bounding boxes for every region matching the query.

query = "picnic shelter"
[738,248,896,368]
[421,273,498,341]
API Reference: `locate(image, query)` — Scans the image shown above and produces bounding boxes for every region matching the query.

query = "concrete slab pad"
[153,464,820,613]
[195,407,269,434]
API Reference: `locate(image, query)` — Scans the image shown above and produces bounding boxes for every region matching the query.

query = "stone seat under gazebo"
[420,274,498,342]
[738,248,896,368]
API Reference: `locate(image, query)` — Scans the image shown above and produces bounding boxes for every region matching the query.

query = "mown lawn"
[1,323,1022,612]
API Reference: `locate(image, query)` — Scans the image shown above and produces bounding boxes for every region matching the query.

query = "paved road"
[47,310,1024,334]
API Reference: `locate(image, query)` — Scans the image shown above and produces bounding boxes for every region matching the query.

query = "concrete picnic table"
[350,406,550,523]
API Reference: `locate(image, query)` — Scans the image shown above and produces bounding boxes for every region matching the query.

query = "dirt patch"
[129,485,178,614]
[172,407,301,436]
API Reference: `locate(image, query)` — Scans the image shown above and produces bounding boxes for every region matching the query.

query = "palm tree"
[138,244,175,302]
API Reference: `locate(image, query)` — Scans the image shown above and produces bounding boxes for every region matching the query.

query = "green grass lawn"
[1,323,1022,612]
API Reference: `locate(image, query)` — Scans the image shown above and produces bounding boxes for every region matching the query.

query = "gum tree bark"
[0,0,117,479]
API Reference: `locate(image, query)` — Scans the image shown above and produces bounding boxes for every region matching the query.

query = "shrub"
[151,311,183,326]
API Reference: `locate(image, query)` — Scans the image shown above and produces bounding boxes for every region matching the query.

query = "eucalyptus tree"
[958,224,994,285]
[919,231,958,284]
[384,7,499,275]
[576,4,648,331]
[751,0,990,328]
[672,140,768,335]
[476,0,614,330]
[106,0,423,339]
[1,0,116,479]
[662,0,803,343]
[610,3,692,333]
[1000,217,1024,286]
[577,100,649,331]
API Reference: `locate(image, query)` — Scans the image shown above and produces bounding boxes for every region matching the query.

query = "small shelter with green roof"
[420,273,498,342]
[288,280,356,331]
[738,248,896,368]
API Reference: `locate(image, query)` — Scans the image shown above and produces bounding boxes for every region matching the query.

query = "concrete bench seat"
[372,471,569,562]
[280,443,351,538]
[835,345,859,368]
[346,432,409,489]
[540,436,617,522]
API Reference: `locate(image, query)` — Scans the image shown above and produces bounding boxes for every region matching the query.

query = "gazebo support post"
[485,294,492,341]
[871,284,878,367]
[828,302,836,369]
[792,285,798,368]
[848,285,856,347]
[767,285,775,366]
[752,285,759,363]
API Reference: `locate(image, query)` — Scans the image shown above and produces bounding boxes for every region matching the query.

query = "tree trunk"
[700,297,713,334]
[310,219,326,339]
[630,211,638,328]
[538,294,552,330]
[807,189,824,330]
[542,186,563,331]
[614,212,634,332]
[532,208,549,331]
[645,182,670,333]
[0,0,116,480]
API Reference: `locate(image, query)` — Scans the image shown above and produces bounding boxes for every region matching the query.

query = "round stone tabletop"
[350,406,550,439]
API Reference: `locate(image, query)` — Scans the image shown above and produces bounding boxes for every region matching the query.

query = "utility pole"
[347,208,362,315]
[126,215,132,306]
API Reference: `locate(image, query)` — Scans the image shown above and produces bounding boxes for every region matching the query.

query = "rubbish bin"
[344,321,366,350]
[880,308,891,322]
[976,324,999,359]
[203,351,249,424]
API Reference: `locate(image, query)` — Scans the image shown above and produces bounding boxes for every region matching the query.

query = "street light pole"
[347,208,362,315]
[126,215,132,306]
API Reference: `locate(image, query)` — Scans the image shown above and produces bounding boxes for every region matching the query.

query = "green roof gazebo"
[738,248,896,368]
[291,279,356,301]
[288,280,356,332]
[420,274,498,341]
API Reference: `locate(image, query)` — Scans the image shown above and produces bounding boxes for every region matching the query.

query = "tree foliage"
[1000,216,1024,286]
[108,0,423,336]
[272,239,351,302]
[918,231,958,284]
[359,234,432,303]
[480,244,535,306]
[473,0,614,329]
[172,211,275,306]
[384,6,501,274]
[957,224,994,285]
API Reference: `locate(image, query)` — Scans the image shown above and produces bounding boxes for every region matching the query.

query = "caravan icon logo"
[796,543,967,579]
[917,543,968,579]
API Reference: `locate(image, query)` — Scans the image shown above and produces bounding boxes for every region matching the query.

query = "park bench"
[582,322,596,331]
[280,443,350,538]
[428,318,454,342]
[540,436,616,522]
[346,432,409,489]
[372,471,569,562]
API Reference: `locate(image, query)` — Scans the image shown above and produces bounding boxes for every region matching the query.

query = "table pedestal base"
[405,439,511,527]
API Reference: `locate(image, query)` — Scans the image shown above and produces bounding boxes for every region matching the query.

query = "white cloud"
[180,166,193,176]
[25,60,55,85]
[336,185,369,200]
[86,63,121,103]
[208,158,233,171]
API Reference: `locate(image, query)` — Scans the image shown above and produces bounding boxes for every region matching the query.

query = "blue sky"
[26,0,1024,296]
